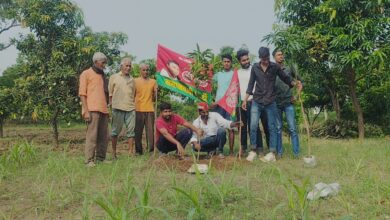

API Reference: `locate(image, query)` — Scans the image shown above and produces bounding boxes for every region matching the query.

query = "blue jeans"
[238,101,268,152]
[250,101,278,152]
[276,104,300,156]
[157,128,192,153]
[194,128,226,153]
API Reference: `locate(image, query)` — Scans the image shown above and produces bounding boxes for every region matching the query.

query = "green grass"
[0,124,389,219]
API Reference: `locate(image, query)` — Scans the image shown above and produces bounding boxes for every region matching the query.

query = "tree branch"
[0,19,19,35]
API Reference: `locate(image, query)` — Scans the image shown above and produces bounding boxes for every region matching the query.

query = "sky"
[0,0,277,74]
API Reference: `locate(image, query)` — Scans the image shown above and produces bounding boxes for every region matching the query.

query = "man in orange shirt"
[79,52,109,167]
[134,63,158,154]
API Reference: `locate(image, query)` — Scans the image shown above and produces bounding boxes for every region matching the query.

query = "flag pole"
[153,88,158,157]
[238,106,242,160]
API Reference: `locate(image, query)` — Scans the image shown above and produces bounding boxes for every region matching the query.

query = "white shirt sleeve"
[190,118,200,143]
[212,112,232,129]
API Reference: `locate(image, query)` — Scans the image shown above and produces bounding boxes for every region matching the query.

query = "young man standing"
[191,102,241,157]
[79,52,110,167]
[273,48,302,158]
[236,49,269,159]
[156,102,203,158]
[134,63,158,154]
[211,54,237,157]
[108,57,136,158]
[242,47,302,162]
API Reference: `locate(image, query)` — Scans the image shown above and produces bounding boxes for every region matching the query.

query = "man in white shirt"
[236,49,269,160]
[191,102,241,158]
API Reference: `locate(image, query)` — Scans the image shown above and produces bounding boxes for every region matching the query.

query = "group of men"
[78,46,302,167]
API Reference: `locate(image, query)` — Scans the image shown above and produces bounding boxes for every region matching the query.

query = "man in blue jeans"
[242,47,302,162]
[273,48,302,158]
[191,102,241,158]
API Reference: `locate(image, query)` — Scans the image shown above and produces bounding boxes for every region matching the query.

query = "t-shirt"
[238,66,252,100]
[78,67,108,114]
[155,114,186,140]
[213,70,233,102]
[134,77,156,112]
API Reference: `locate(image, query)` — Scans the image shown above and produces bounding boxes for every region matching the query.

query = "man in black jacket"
[242,47,302,162]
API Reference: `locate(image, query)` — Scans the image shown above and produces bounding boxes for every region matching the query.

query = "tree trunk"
[324,106,328,121]
[327,87,341,121]
[0,118,3,138]
[346,67,365,140]
[50,109,59,148]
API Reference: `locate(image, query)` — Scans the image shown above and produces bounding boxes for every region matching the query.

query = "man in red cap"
[191,102,241,158]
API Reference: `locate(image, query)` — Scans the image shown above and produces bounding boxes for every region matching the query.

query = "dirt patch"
[152,155,251,172]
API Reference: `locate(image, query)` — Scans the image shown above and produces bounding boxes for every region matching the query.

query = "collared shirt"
[79,67,109,114]
[190,112,232,142]
[134,77,157,112]
[275,66,303,108]
[108,71,135,111]
[246,62,293,105]
[213,69,233,102]
[156,114,187,140]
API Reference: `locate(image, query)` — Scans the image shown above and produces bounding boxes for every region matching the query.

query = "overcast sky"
[0,0,277,74]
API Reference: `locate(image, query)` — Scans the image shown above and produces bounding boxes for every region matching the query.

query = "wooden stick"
[153,89,158,157]
[298,91,311,156]
[238,107,242,160]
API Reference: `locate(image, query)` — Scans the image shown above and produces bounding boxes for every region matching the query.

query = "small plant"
[278,169,311,220]
[1,142,37,168]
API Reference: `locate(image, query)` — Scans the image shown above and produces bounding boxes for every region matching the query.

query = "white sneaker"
[218,153,225,159]
[260,152,276,162]
[246,151,257,162]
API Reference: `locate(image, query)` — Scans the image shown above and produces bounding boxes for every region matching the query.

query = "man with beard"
[156,102,203,158]
[273,48,302,159]
[79,52,110,167]
[191,102,241,157]
[211,54,236,157]
[108,57,136,158]
[242,47,302,162]
[134,63,158,154]
[236,49,269,160]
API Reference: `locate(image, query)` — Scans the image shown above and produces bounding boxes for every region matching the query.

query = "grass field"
[0,124,389,219]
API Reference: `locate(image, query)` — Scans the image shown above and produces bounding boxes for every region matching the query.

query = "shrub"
[312,120,384,138]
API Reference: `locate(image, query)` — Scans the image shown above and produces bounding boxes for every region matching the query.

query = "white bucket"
[303,155,316,167]
[187,164,209,174]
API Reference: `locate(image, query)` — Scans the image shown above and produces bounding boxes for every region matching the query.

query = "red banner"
[217,69,240,117]
[156,44,212,92]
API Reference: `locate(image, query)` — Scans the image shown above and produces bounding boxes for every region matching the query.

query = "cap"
[197,102,209,111]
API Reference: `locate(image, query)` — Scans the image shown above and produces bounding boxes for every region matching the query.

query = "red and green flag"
[217,69,240,120]
[156,44,212,103]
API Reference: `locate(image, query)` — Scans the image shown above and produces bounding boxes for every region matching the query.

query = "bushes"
[312,120,384,138]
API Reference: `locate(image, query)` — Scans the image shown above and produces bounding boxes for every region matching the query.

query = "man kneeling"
[156,102,203,158]
[191,102,241,158]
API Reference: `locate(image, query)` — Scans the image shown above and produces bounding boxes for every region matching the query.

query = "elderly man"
[156,102,203,159]
[108,57,136,158]
[191,102,241,157]
[79,52,109,167]
[134,63,158,154]
[242,47,302,162]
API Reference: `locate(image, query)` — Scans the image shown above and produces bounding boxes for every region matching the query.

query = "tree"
[267,0,390,139]
[13,0,127,148]
[0,0,19,51]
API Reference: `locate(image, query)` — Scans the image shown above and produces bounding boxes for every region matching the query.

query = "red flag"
[157,44,195,86]
[217,69,240,118]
